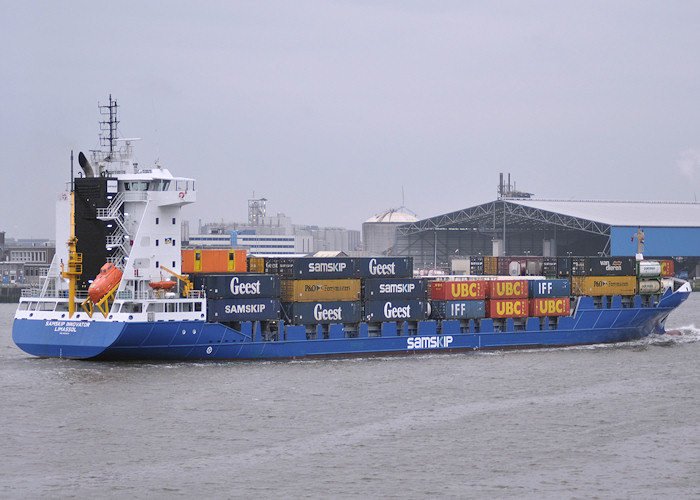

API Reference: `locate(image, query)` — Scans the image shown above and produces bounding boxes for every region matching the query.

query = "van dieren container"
[363,300,431,322]
[430,300,485,320]
[192,273,280,299]
[355,257,412,278]
[207,298,281,321]
[283,301,362,325]
[528,279,571,298]
[586,257,635,276]
[429,280,486,300]
[363,278,426,299]
[281,279,360,302]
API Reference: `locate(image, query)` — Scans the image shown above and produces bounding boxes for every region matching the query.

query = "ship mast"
[99,94,119,157]
[60,151,83,318]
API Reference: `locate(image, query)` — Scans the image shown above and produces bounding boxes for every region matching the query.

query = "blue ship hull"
[13,289,690,361]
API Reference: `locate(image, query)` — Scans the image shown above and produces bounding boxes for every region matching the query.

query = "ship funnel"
[78,151,95,178]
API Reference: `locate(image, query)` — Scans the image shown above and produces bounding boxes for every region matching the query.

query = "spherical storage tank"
[362,208,418,255]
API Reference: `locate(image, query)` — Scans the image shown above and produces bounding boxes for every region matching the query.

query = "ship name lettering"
[229,277,261,295]
[368,258,395,276]
[313,303,343,321]
[407,335,453,350]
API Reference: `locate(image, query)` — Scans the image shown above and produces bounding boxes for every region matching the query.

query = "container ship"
[12,99,692,360]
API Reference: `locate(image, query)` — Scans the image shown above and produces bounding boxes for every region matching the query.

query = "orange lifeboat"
[149,280,176,291]
[88,263,123,303]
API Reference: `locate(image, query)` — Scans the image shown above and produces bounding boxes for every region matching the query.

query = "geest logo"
[229,277,261,295]
[368,258,396,276]
[313,303,343,321]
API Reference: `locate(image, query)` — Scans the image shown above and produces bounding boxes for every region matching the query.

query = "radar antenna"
[98,94,119,154]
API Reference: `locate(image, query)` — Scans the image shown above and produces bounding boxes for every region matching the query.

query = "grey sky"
[2,1,700,239]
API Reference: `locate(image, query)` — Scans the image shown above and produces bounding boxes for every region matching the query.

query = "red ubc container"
[486,279,528,299]
[529,298,571,317]
[660,260,675,278]
[486,298,529,318]
[429,280,486,300]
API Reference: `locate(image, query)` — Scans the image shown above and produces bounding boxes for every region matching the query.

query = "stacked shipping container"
[182,250,675,327]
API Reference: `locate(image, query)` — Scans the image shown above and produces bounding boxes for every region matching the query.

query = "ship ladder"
[80,281,121,318]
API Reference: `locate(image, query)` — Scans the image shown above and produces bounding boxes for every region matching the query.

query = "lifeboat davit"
[88,263,123,303]
[149,280,176,291]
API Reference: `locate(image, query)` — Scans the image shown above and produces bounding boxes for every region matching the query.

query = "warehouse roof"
[397,198,700,237]
[514,199,700,227]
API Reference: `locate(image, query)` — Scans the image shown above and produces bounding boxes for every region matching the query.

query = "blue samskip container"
[207,298,281,321]
[193,273,280,299]
[363,299,431,323]
[355,257,413,278]
[430,300,485,319]
[528,279,571,298]
[292,258,358,280]
[362,278,426,299]
[283,301,362,325]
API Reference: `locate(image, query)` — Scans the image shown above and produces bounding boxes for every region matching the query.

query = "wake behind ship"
[12,98,692,360]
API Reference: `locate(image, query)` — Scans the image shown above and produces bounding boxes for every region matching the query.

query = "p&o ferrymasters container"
[363,278,426,299]
[356,257,413,278]
[431,300,485,320]
[363,300,431,323]
[429,280,486,301]
[283,301,362,325]
[207,298,281,321]
[281,279,361,302]
[571,276,637,296]
[192,273,280,299]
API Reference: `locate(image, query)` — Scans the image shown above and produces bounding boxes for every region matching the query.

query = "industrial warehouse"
[391,176,700,278]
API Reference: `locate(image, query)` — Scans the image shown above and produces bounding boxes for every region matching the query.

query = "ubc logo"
[495,300,525,316]
[449,282,480,298]
[493,281,524,298]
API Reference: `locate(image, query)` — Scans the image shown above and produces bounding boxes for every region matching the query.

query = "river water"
[1,296,699,499]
